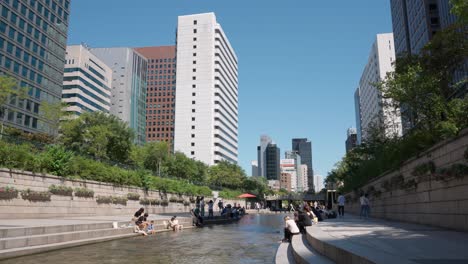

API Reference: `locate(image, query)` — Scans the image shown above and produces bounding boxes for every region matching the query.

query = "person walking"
[337,193,346,218]
[200,196,205,217]
[208,200,214,218]
[363,194,370,219]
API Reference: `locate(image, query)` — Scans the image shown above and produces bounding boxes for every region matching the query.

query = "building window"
[192,92,196,96]
[192,76,196,80]
[193,29,197,33]
[191,151,195,155]
[192,117,195,121]
[193,37,197,41]
[192,109,195,113]
[193,60,196,64]
[193,53,196,57]
[192,101,195,104]
[193,20,197,25]
[191,142,195,146]
[191,125,195,129]
[193,68,196,72]
[193,45,197,49]
[191,134,195,138]
[192,84,196,88]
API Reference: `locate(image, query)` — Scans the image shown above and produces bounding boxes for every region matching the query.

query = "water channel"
[0,214,287,264]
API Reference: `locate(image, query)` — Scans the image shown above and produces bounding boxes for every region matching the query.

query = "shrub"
[112,196,127,206]
[96,195,113,204]
[153,199,161,206]
[401,179,418,190]
[436,163,468,180]
[21,189,51,202]
[412,162,436,177]
[183,200,190,206]
[40,145,74,176]
[139,198,151,205]
[0,186,18,200]
[161,199,169,206]
[48,185,73,196]
[177,198,184,203]
[74,187,94,198]
[169,197,178,203]
[127,192,140,200]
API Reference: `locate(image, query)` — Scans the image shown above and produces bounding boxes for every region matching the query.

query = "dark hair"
[139,208,144,212]
[144,213,149,217]
[171,216,177,221]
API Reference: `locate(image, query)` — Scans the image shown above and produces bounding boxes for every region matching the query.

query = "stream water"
[0,214,288,264]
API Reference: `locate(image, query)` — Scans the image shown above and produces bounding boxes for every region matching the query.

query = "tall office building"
[390,0,456,56]
[354,89,363,145]
[300,164,309,192]
[251,160,258,177]
[345,128,358,153]
[265,143,280,181]
[292,138,314,191]
[257,135,272,177]
[281,159,297,192]
[355,33,402,142]
[62,45,111,116]
[91,47,147,145]
[314,175,324,193]
[174,13,238,165]
[0,0,70,134]
[285,150,303,192]
[135,46,176,146]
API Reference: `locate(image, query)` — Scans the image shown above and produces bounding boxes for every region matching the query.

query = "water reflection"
[0,214,288,264]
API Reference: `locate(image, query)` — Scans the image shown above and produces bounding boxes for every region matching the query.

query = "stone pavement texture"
[307,215,468,264]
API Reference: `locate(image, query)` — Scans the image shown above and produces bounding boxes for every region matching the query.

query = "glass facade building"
[0,0,70,134]
[292,138,314,191]
[265,143,280,181]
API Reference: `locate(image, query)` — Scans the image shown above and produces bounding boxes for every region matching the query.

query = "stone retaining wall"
[344,128,468,232]
[0,169,243,219]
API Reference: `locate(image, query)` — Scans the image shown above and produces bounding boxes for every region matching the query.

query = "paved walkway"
[313,215,468,264]
[0,214,191,229]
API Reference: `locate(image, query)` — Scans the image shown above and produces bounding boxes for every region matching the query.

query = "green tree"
[0,75,27,136]
[60,111,134,163]
[164,152,198,180]
[142,141,169,176]
[207,161,246,189]
[450,0,468,23]
[41,101,70,139]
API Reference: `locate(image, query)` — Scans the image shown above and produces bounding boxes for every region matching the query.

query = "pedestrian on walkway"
[360,193,366,218]
[363,194,370,218]
[337,193,346,218]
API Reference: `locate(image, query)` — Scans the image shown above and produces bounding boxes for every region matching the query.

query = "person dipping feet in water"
[282,216,300,243]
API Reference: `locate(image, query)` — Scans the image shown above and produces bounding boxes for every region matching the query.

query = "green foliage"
[21,189,51,202]
[139,198,151,205]
[0,75,28,122]
[41,145,74,176]
[60,112,134,163]
[0,186,18,200]
[207,161,246,189]
[219,189,242,199]
[412,162,436,177]
[127,192,140,201]
[169,196,178,203]
[435,163,468,180]
[96,195,113,204]
[48,185,73,196]
[450,0,468,24]
[41,101,70,137]
[74,187,94,198]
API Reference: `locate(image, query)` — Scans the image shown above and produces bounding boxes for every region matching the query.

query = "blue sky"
[67,0,393,177]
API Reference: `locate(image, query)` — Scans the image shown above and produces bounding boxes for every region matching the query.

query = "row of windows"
[6,0,69,26]
[148,63,175,69]
[0,53,44,84]
[7,94,40,114]
[146,115,173,120]
[62,85,110,106]
[149,58,175,63]
[147,92,175,97]
[146,80,175,86]
[148,69,175,75]
[62,93,109,113]
[64,68,110,90]
[147,75,175,80]
[63,76,111,99]
[147,86,175,92]
[147,127,174,132]
[2,109,38,129]
[147,133,173,139]
[147,103,174,108]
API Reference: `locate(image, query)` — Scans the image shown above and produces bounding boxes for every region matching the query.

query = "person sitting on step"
[169,216,183,231]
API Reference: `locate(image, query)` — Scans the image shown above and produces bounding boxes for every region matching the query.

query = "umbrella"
[238,193,256,198]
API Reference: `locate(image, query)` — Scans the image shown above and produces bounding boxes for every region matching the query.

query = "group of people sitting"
[132,208,183,236]
[220,203,245,219]
[282,201,336,242]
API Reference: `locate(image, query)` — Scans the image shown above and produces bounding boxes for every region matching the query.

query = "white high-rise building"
[285,151,303,192]
[300,164,309,192]
[314,175,324,193]
[281,159,297,192]
[62,45,112,116]
[91,47,148,145]
[355,33,402,142]
[174,13,238,165]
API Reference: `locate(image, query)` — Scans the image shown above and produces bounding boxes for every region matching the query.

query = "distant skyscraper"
[257,135,272,177]
[265,143,280,181]
[345,128,358,153]
[135,46,176,146]
[91,47,148,144]
[285,150,303,192]
[314,175,324,193]
[251,160,258,177]
[300,164,309,192]
[174,13,238,165]
[281,159,297,192]
[292,138,314,191]
[0,0,71,134]
[62,45,111,116]
[355,33,402,142]
[354,89,363,145]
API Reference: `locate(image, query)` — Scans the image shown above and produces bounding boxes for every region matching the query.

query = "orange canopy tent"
[238,193,256,198]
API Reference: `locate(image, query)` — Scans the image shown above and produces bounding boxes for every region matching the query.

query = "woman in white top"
[283,216,300,242]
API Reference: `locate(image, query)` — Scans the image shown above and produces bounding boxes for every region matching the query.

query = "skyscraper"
[285,150,303,192]
[281,159,297,192]
[91,47,148,145]
[354,88,363,144]
[314,175,324,193]
[174,13,238,165]
[62,45,111,116]
[135,46,176,146]
[292,138,314,191]
[345,128,358,153]
[355,33,402,142]
[257,135,272,177]
[0,0,71,134]
[251,160,258,177]
[265,143,280,181]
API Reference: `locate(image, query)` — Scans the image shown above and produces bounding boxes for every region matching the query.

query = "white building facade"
[91,47,148,145]
[285,151,303,192]
[174,13,239,165]
[281,159,297,192]
[314,175,324,193]
[62,45,112,116]
[300,164,309,192]
[355,33,402,142]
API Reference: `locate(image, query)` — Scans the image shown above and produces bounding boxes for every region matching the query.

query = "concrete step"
[291,234,334,264]
[0,232,139,261]
[275,242,296,264]
[0,227,134,250]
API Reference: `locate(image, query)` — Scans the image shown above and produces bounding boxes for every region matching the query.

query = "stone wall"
[0,169,243,219]
[344,128,468,231]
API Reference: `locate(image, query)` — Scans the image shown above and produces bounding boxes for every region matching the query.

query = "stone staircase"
[275,231,334,264]
[0,217,193,261]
